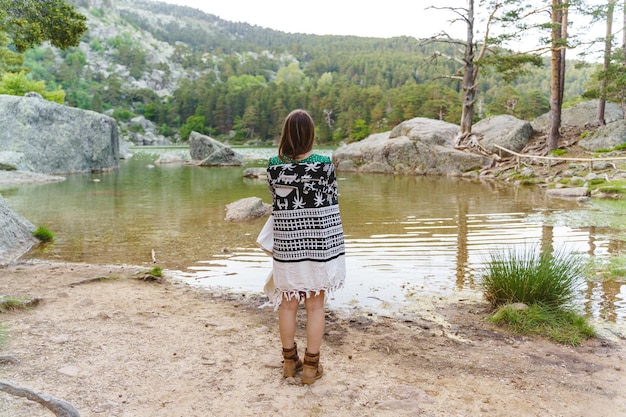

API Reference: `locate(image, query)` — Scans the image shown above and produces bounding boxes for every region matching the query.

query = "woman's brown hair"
[278,109,315,162]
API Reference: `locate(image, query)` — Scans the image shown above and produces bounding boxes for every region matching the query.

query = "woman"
[265,109,345,384]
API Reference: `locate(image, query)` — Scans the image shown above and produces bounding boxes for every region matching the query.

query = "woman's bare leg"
[304,291,325,354]
[278,295,299,349]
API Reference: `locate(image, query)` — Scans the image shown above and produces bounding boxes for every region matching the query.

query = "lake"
[2,148,626,328]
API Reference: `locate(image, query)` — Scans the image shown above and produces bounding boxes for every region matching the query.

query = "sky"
[159,0,608,58]
[161,0,468,40]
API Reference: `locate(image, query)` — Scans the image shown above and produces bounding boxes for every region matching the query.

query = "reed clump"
[480,247,595,345]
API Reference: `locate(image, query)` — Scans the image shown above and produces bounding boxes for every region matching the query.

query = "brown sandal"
[301,349,323,384]
[282,343,303,377]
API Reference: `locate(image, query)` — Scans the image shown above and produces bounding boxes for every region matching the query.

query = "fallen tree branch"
[0,355,19,364]
[0,380,80,417]
[68,277,114,286]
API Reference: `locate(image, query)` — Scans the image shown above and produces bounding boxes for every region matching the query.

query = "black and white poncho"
[264,153,345,307]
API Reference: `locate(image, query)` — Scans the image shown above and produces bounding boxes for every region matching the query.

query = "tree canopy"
[0,0,87,52]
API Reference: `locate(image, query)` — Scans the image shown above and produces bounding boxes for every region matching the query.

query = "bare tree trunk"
[559,0,568,107]
[548,0,565,151]
[598,0,616,125]
[622,0,626,117]
[459,0,476,137]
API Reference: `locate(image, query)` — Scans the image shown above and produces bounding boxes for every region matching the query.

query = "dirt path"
[1,261,625,417]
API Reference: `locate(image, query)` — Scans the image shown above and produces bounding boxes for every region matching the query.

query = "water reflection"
[2,150,626,324]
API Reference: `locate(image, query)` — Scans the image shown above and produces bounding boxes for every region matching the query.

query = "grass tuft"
[148,266,163,278]
[0,296,34,313]
[481,246,595,344]
[480,246,585,309]
[33,225,55,242]
[489,304,596,345]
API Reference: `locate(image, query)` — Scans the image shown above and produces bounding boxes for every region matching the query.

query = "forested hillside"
[15,0,599,144]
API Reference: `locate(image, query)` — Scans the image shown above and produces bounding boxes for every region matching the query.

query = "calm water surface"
[2,148,626,325]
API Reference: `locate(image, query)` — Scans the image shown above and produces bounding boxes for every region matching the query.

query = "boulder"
[473,115,533,154]
[154,151,191,164]
[531,100,623,132]
[189,131,243,166]
[224,197,271,222]
[0,94,119,174]
[579,119,626,151]
[545,187,590,198]
[243,167,267,178]
[389,117,459,146]
[333,120,490,175]
[0,195,37,264]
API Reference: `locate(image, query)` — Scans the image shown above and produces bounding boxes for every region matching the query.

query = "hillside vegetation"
[15,0,599,144]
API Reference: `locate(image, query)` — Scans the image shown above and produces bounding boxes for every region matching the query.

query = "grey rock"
[508,302,529,311]
[126,130,171,146]
[243,167,267,178]
[224,197,271,222]
[123,116,172,146]
[333,122,490,176]
[389,117,459,146]
[198,147,244,166]
[580,119,626,151]
[57,365,80,378]
[189,131,243,166]
[545,187,590,198]
[532,100,623,131]
[0,170,66,185]
[154,151,190,164]
[24,91,43,99]
[0,194,37,264]
[0,94,119,174]
[474,115,534,154]
[592,161,613,171]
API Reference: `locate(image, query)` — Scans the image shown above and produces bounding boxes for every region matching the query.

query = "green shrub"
[33,226,55,242]
[112,107,135,122]
[0,163,16,171]
[480,246,585,309]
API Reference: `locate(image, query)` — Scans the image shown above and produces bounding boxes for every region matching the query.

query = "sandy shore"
[0,260,625,417]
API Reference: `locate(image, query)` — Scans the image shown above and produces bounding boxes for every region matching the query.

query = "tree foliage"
[0,72,65,103]
[0,0,87,52]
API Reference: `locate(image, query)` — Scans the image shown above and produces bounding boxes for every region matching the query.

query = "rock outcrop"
[473,115,533,155]
[333,118,490,175]
[0,195,37,264]
[0,94,119,174]
[531,100,623,132]
[579,119,626,151]
[122,115,172,146]
[189,131,244,166]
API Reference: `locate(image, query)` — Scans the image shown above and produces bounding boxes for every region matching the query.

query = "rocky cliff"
[0,94,119,174]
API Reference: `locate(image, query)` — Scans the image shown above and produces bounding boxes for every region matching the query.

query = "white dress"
[263,154,345,308]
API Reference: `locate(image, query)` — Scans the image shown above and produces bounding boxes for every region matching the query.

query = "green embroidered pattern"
[268,153,331,166]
